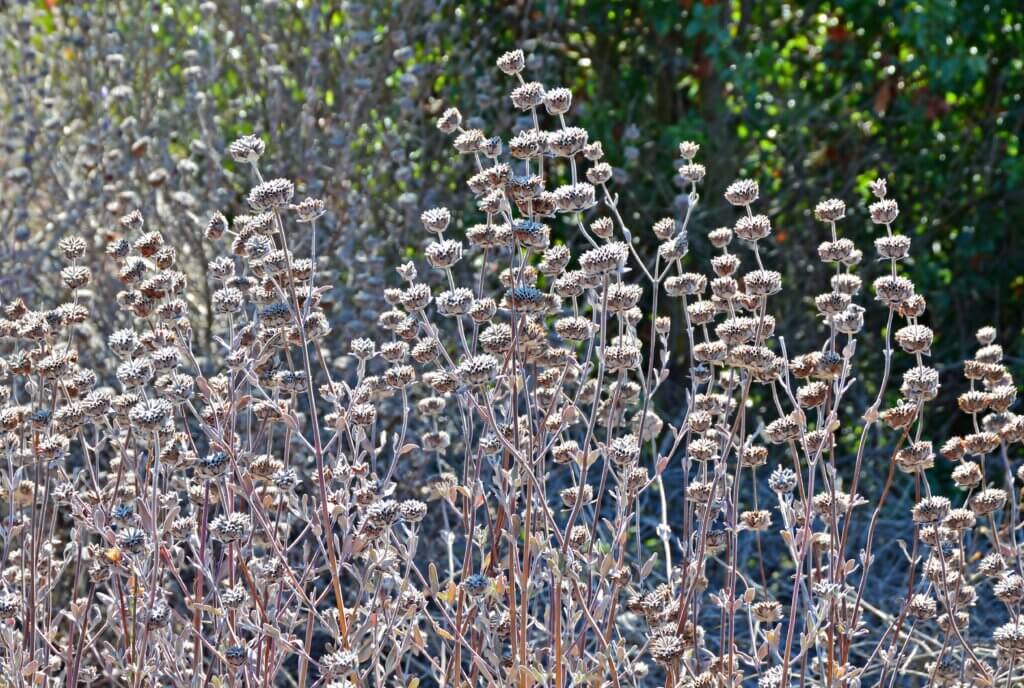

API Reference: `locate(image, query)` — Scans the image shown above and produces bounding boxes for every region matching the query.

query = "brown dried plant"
[0,47,1021,688]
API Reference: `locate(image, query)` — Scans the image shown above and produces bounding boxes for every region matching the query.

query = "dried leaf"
[640,552,658,579]
[428,563,439,596]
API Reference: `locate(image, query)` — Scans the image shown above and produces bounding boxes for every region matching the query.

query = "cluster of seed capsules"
[2,38,1024,687]
[360,47,1024,688]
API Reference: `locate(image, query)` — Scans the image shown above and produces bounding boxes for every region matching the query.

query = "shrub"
[0,44,1021,688]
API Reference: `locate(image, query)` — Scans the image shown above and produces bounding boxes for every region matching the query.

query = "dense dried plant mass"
[1,21,1024,688]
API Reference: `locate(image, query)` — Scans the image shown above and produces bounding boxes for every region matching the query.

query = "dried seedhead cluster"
[0,47,1021,688]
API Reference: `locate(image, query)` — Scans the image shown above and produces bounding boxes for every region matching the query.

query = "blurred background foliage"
[2,0,1022,460]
